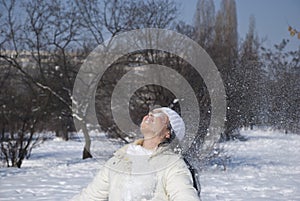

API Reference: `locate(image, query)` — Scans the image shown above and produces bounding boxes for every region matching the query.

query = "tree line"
[0,0,299,167]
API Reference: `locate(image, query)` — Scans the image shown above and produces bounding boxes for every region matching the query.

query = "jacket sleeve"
[165,159,201,201]
[70,165,109,201]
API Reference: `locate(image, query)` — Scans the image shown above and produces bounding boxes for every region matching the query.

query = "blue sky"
[176,0,300,51]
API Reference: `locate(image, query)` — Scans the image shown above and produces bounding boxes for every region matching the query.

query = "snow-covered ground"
[1,128,300,201]
[201,129,300,201]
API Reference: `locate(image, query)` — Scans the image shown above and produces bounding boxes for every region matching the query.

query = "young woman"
[71,107,200,201]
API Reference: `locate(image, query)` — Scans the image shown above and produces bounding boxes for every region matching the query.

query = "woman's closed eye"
[149,112,164,118]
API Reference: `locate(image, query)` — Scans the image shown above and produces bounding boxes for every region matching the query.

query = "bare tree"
[262,40,300,133]
[0,0,84,165]
[74,0,179,159]
[0,62,47,167]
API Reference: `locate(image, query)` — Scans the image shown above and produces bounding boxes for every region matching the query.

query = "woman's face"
[140,109,169,137]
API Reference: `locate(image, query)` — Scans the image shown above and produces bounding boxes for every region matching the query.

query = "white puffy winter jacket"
[71,139,200,201]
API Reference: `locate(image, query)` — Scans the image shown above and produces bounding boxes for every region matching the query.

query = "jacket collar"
[113,139,173,159]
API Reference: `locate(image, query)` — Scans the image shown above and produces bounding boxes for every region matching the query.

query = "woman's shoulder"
[152,145,182,159]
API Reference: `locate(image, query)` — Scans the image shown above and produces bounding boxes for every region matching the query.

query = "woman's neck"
[142,138,160,150]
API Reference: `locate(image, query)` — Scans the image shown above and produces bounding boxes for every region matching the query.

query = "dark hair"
[158,123,176,147]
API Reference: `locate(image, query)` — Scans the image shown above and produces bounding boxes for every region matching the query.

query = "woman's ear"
[165,132,170,139]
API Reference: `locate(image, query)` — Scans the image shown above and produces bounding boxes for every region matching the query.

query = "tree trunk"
[83,146,93,159]
[82,120,92,159]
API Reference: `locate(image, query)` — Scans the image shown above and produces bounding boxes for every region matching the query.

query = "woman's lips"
[143,115,152,124]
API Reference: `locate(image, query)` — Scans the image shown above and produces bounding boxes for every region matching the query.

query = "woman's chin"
[140,127,153,137]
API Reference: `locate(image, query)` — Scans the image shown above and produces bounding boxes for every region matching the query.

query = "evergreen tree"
[194,0,215,52]
[239,16,266,129]
[213,0,239,139]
